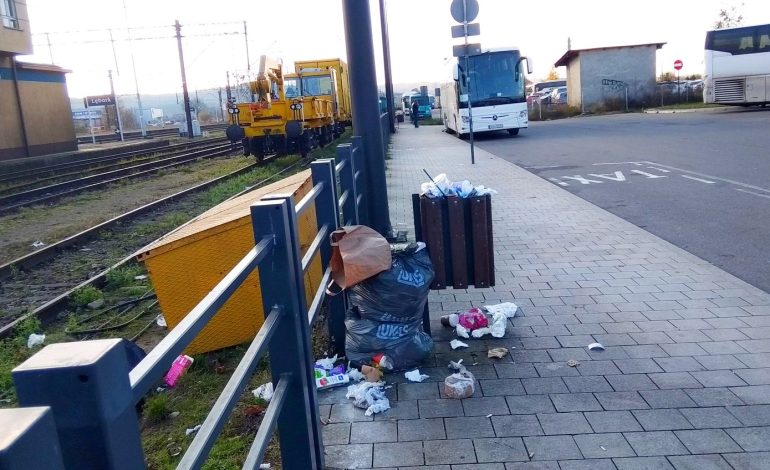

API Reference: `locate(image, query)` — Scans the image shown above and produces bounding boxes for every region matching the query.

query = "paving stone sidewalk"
[322,124,770,469]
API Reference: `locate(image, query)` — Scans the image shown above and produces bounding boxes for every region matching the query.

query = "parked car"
[550,86,568,104]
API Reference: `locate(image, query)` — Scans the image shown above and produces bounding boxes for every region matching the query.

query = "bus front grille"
[714,78,746,102]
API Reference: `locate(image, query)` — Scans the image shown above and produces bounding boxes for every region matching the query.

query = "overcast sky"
[20,0,770,99]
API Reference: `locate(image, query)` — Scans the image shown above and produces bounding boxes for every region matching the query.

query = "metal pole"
[342,0,392,237]
[45,33,54,64]
[109,70,124,141]
[218,88,224,121]
[122,0,146,137]
[175,20,194,139]
[108,29,119,75]
[243,21,251,72]
[463,0,475,165]
[378,0,396,133]
[88,116,96,144]
[625,86,628,112]
[10,57,30,157]
[677,70,681,104]
[226,71,232,101]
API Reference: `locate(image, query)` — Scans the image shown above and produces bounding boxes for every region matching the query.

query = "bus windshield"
[459,50,525,107]
[411,95,430,106]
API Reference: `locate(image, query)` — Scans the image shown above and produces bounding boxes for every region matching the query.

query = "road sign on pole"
[674,60,683,103]
[449,0,480,164]
[674,59,683,70]
[450,0,478,23]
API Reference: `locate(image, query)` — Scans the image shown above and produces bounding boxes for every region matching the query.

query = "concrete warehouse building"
[554,42,665,112]
[1,0,76,160]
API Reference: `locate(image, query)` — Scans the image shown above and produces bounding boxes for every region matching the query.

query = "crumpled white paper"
[252,382,274,402]
[404,369,429,382]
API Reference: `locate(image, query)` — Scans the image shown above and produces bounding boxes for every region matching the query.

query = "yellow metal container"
[137,170,323,355]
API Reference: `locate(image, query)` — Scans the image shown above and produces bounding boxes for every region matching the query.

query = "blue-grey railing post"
[250,198,323,469]
[350,136,369,226]
[336,144,360,226]
[311,159,347,355]
[12,339,144,469]
[0,407,65,469]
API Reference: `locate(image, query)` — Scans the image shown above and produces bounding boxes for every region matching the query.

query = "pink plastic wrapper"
[458,308,488,330]
[164,355,194,387]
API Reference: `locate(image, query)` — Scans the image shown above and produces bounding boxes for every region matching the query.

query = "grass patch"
[651,102,722,110]
[71,285,103,307]
[418,117,443,126]
[106,265,146,290]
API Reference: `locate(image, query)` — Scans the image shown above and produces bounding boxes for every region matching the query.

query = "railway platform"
[324,124,770,468]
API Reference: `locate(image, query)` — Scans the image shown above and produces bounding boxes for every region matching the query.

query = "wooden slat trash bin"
[411,193,495,290]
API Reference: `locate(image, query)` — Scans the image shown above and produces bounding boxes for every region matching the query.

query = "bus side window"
[739,36,754,50]
[760,33,770,50]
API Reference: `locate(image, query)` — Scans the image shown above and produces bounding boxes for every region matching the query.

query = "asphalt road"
[472,107,770,293]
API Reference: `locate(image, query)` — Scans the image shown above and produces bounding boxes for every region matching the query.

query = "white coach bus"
[441,48,533,137]
[704,23,770,106]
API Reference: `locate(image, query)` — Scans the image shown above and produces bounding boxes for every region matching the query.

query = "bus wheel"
[507,128,520,136]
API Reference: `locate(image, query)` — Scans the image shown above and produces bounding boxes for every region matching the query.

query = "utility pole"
[243,21,251,72]
[122,0,146,137]
[45,33,54,64]
[378,0,396,133]
[108,70,124,141]
[218,88,224,122]
[226,71,232,101]
[342,0,391,237]
[175,20,194,139]
[108,29,119,75]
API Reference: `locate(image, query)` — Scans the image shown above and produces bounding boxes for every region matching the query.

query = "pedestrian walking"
[411,99,420,128]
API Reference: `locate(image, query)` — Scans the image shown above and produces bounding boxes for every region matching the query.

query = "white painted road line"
[736,188,770,200]
[549,177,569,186]
[592,162,644,166]
[681,175,716,184]
[647,166,671,173]
[630,170,667,179]
[644,161,770,194]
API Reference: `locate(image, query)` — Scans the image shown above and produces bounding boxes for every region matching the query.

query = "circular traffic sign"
[674,59,683,70]
[228,107,239,115]
[450,0,479,23]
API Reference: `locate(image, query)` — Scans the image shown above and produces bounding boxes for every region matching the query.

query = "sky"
[19,0,770,101]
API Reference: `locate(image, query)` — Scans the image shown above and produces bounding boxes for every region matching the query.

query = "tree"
[118,98,138,131]
[658,72,676,82]
[546,68,559,81]
[714,3,744,29]
[685,74,703,80]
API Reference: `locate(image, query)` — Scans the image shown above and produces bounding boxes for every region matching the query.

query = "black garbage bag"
[345,307,433,371]
[344,245,435,370]
[348,246,434,323]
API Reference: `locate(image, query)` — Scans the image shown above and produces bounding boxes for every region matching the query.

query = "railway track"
[0,140,231,196]
[0,137,229,187]
[0,143,239,215]
[0,153,301,339]
[75,123,228,144]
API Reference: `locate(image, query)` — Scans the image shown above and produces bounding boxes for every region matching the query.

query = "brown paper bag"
[329,225,391,290]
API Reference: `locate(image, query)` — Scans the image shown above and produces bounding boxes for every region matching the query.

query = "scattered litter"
[405,369,429,382]
[156,315,167,327]
[372,354,394,371]
[156,387,166,393]
[320,417,330,425]
[259,464,270,469]
[164,355,194,388]
[134,275,148,281]
[244,405,266,416]
[361,365,383,382]
[31,240,46,248]
[587,342,605,351]
[167,443,182,457]
[567,360,580,367]
[487,347,508,359]
[348,368,365,382]
[488,312,508,338]
[450,339,469,350]
[441,313,459,328]
[458,308,489,330]
[471,327,491,338]
[87,299,104,309]
[346,381,390,416]
[448,359,464,370]
[528,451,535,460]
[443,363,475,399]
[26,333,45,349]
[169,411,180,419]
[420,173,498,199]
[317,374,349,390]
[600,446,606,451]
[456,323,470,339]
[252,382,274,402]
[315,355,338,370]
[484,302,519,318]
[185,424,202,436]
[486,414,493,418]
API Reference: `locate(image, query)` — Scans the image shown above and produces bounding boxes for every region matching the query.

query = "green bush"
[71,286,103,307]
[144,393,170,423]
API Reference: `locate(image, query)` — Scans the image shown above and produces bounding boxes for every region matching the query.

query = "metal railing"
[1,138,369,469]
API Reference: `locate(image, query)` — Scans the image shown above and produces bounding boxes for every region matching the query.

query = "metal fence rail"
[2,134,374,469]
